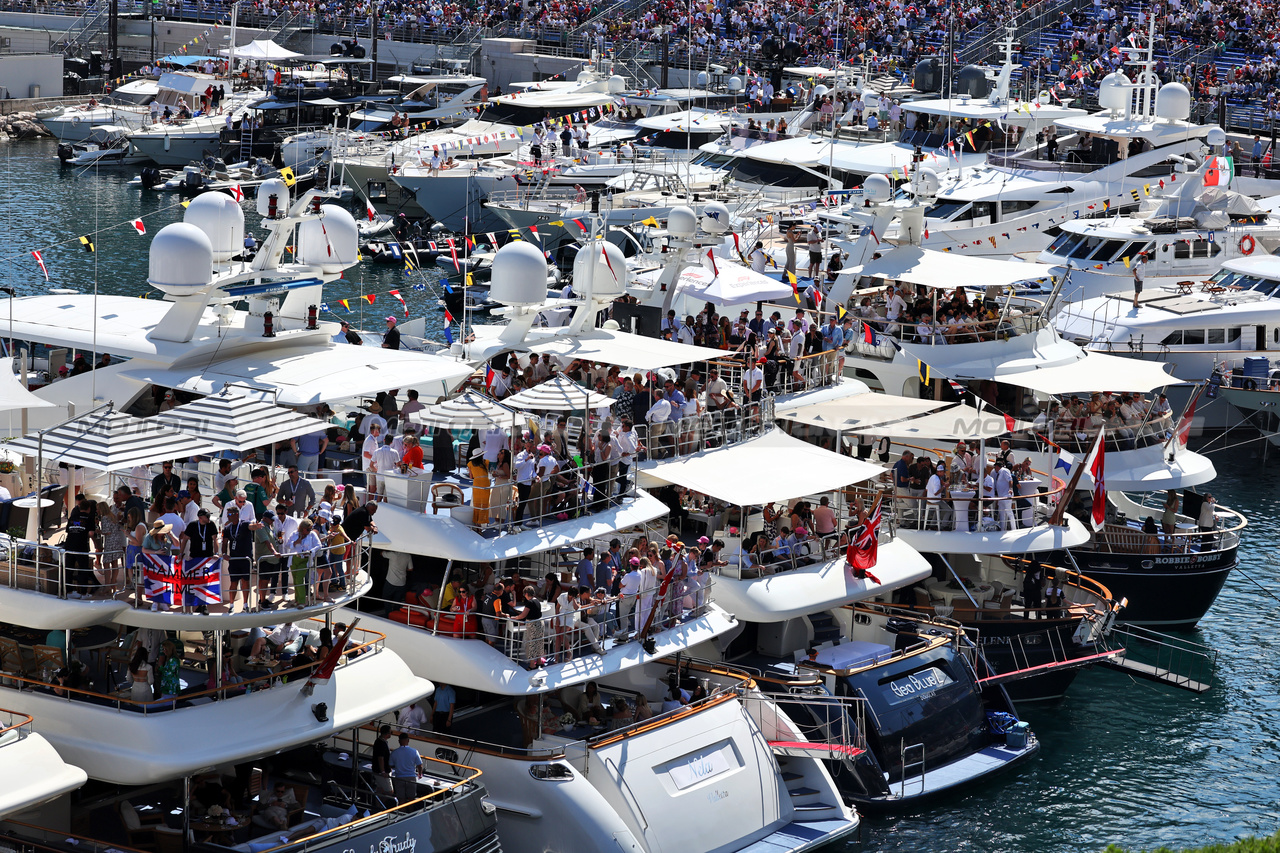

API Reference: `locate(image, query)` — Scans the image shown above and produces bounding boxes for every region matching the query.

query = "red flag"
[1176,386,1205,447]
[1003,413,1016,433]
[31,250,48,281]
[131,219,146,235]
[446,238,460,272]
[1085,430,1107,532]
[444,308,455,325]
[846,497,883,580]
[390,289,408,317]
[862,322,874,345]
[704,247,718,277]
[362,294,376,304]
[229,184,244,202]
[601,246,618,282]
[365,200,376,222]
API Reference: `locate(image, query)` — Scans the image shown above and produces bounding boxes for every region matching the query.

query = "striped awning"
[6,406,220,472]
[503,374,616,412]
[155,386,327,453]
[410,390,519,429]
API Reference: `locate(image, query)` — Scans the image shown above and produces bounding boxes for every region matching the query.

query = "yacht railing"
[0,707,32,737]
[0,536,370,613]
[1026,413,1175,454]
[985,148,1099,174]
[630,397,773,463]
[361,570,714,668]
[0,618,388,714]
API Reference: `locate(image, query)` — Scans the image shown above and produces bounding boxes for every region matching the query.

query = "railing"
[0,707,33,739]
[0,618,388,714]
[629,397,772,464]
[1103,622,1219,689]
[0,534,370,614]
[1027,413,1176,455]
[364,568,714,666]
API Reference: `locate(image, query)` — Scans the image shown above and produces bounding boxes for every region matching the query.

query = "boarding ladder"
[899,742,925,798]
[239,123,254,162]
[1095,624,1217,693]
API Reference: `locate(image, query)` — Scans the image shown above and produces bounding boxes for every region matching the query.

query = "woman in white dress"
[128,646,153,703]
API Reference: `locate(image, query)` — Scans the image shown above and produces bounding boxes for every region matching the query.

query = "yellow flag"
[837,304,848,321]
[1143,184,1151,196]
[640,216,660,227]
[279,166,296,186]
[465,273,474,287]
[1123,256,1130,268]
[548,220,564,227]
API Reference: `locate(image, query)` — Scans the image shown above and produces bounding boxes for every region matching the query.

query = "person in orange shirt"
[400,433,424,470]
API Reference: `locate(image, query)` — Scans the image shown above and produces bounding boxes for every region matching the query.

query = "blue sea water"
[1,138,1277,853]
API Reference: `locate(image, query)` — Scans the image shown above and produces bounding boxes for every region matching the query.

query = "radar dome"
[727,76,743,92]
[955,65,988,99]
[1097,72,1129,112]
[1037,90,1052,105]
[572,240,628,297]
[917,167,940,197]
[148,222,213,295]
[701,201,731,235]
[255,178,290,217]
[489,240,548,307]
[812,84,829,100]
[1205,127,1227,148]
[667,205,697,240]
[696,70,709,88]
[1155,82,1192,121]
[608,75,626,94]
[576,69,594,83]
[864,173,892,203]
[914,58,941,93]
[182,191,244,262]
[296,205,359,273]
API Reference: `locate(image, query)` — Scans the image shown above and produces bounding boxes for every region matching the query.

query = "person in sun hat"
[381,316,401,350]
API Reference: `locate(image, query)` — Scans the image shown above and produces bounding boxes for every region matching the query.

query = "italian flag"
[1204,156,1232,187]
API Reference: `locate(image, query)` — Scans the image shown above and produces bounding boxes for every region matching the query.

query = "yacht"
[38,100,152,142]
[0,708,86,819]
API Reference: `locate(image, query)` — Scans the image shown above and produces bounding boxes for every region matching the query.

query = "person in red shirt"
[400,433,424,470]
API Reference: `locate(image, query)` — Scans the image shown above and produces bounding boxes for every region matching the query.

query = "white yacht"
[128,72,267,167]
[0,708,86,819]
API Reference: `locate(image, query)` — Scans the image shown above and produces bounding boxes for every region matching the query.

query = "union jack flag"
[846,496,883,582]
[141,553,222,606]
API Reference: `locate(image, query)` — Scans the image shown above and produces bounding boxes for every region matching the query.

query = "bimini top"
[779,397,1029,440]
[637,430,883,505]
[848,246,1058,291]
[520,326,730,371]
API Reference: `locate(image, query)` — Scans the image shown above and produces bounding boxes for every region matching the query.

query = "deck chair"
[31,643,65,676]
[0,636,23,677]
[430,483,464,515]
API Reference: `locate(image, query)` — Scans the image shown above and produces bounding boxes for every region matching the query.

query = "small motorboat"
[56,125,147,167]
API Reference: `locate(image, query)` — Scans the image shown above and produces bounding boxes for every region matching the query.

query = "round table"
[951,490,975,532]
[12,497,52,542]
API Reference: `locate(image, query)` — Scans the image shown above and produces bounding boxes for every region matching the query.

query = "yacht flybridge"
[0,709,86,818]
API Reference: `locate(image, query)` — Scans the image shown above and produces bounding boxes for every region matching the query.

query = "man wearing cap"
[182,507,219,563]
[222,506,254,612]
[382,316,401,350]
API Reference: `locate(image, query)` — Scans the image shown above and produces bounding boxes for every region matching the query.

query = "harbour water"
[2,139,1278,852]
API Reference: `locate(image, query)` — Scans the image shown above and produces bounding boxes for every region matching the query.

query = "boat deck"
[738,817,860,853]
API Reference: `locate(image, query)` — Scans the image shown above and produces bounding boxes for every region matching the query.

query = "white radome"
[490,240,550,306]
[148,222,214,295]
[183,191,245,262]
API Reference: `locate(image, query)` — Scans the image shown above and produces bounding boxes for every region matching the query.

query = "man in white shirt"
[398,701,429,732]
[535,445,559,517]
[614,419,640,494]
[513,438,538,522]
[1150,393,1172,419]
[916,314,938,345]
[885,285,907,333]
[489,366,512,399]
[158,497,187,541]
[925,462,953,529]
[646,390,673,458]
[371,435,402,499]
[743,359,765,404]
[177,491,201,526]
[532,353,553,383]
[677,320,695,346]
[750,241,768,273]
[993,461,1016,529]
[617,559,642,637]
[482,426,507,463]
[362,422,383,496]
[220,490,257,526]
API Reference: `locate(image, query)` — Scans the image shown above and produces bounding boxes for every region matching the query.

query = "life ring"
[1240,234,1256,255]
[1244,378,1258,391]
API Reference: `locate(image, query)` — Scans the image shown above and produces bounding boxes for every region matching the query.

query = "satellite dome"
[1097,72,1129,112]
[667,205,697,240]
[917,167,940,197]
[1205,127,1227,148]
[296,205,359,272]
[700,201,731,235]
[255,178,290,217]
[914,58,942,93]
[608,75,626,94]
[572,240,627,297]
[727,76,743,92]
[955,65,988,98]
[148,222,213,296]
[576,69,594,83]
[1155,82,1192,121]
[864,173,892,203]
[696,70,709,89]
[183,191,244,262]
[490,240,548,307]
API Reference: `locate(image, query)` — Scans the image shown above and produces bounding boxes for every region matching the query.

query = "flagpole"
[1048,427,1103,528]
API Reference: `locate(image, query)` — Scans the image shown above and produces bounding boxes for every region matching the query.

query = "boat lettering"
[887,667,954,703]
[374,833,416,853]
[707,789,729,804]
[666,746,734,790]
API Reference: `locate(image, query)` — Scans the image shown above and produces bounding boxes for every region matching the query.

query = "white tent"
[524,327,727,371]
[219,39,302,61]
[0,360,55,411]
[847,246,1058,291]
[633,259,794,305]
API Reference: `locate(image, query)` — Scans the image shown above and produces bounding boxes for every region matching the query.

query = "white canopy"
[0,360,55,411]
[776,395,943,430]
[7,407,220,472]
[154,386,327,453]
[779,396,1028,439]
[848,246,1058,291]
[220,39,302,60]
[637,429,884,505]
[122,344,472,406]
[411,390,519,429]
[524,327,728,371]
[504,374,615,411]
[635,259,794,306]
[1003,352,1175,395]
[845,403,1030,440]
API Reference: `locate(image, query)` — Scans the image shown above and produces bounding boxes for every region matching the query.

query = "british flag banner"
[141,553,222,606]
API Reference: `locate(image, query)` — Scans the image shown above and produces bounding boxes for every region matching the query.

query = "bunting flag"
[31,250,48,281]
[862,225,880,245]
[1085,429,1107,532]
[362,294,376,305]
[279,167,296,187]
[602,247,619,283]
[365,200,376,222]
[229,184,244,202]
[1130,189,1140,202]
[79,236,94,253]
[404,256,416,273]
[528,225,540,242]
[704,247,719,277]
[390,289,408,317]
[447,239,460,271]
[484,365,495,389]
[787,270,799,299]
[947,379,965,396]
[131,218,146,235]
[640,216,659,227]
[338,299,351,312]
[320,302,330,312]
[988,236,997,248]
[917,359,930,385]
[1003,413,1017,433]
[1123,256,1130,268]
[863,321,875,345]
[1103,199,1111,211]
[837,304,848,321]
[444,308,455,325]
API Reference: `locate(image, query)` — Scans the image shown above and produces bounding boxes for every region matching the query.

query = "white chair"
[922,501,943,531]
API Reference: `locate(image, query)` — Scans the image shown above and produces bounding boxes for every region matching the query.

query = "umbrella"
[154,385,327,453]
[7,405,220,472]
[0,360,55,411]
[410,390,519,429]
[504,374,616,412]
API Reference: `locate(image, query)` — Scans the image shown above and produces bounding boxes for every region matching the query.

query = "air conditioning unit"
[0,37,11,49]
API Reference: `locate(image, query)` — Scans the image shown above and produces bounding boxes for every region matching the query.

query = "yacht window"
[1172,239,1222,260]
[1208,329,1226,344]
[1000,199,1036,217]
[971,202,995,220]
[1228,327,1242,342]
[1088,239,1128,262]
[1068,237,1105,260]
[1183,329,1205,345]
[1161,330,1183,345]
[925,201,970,221]
[1047,232,1075,254]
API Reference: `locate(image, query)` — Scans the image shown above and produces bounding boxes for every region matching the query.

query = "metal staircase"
[52,0,108,56]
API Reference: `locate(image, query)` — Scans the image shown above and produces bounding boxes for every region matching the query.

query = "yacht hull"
[1052,549,1236,630]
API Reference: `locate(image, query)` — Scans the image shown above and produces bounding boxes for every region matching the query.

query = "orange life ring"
[1240,234,1256,255]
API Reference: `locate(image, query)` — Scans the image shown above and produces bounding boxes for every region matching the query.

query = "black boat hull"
[1057,548,1237,630]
